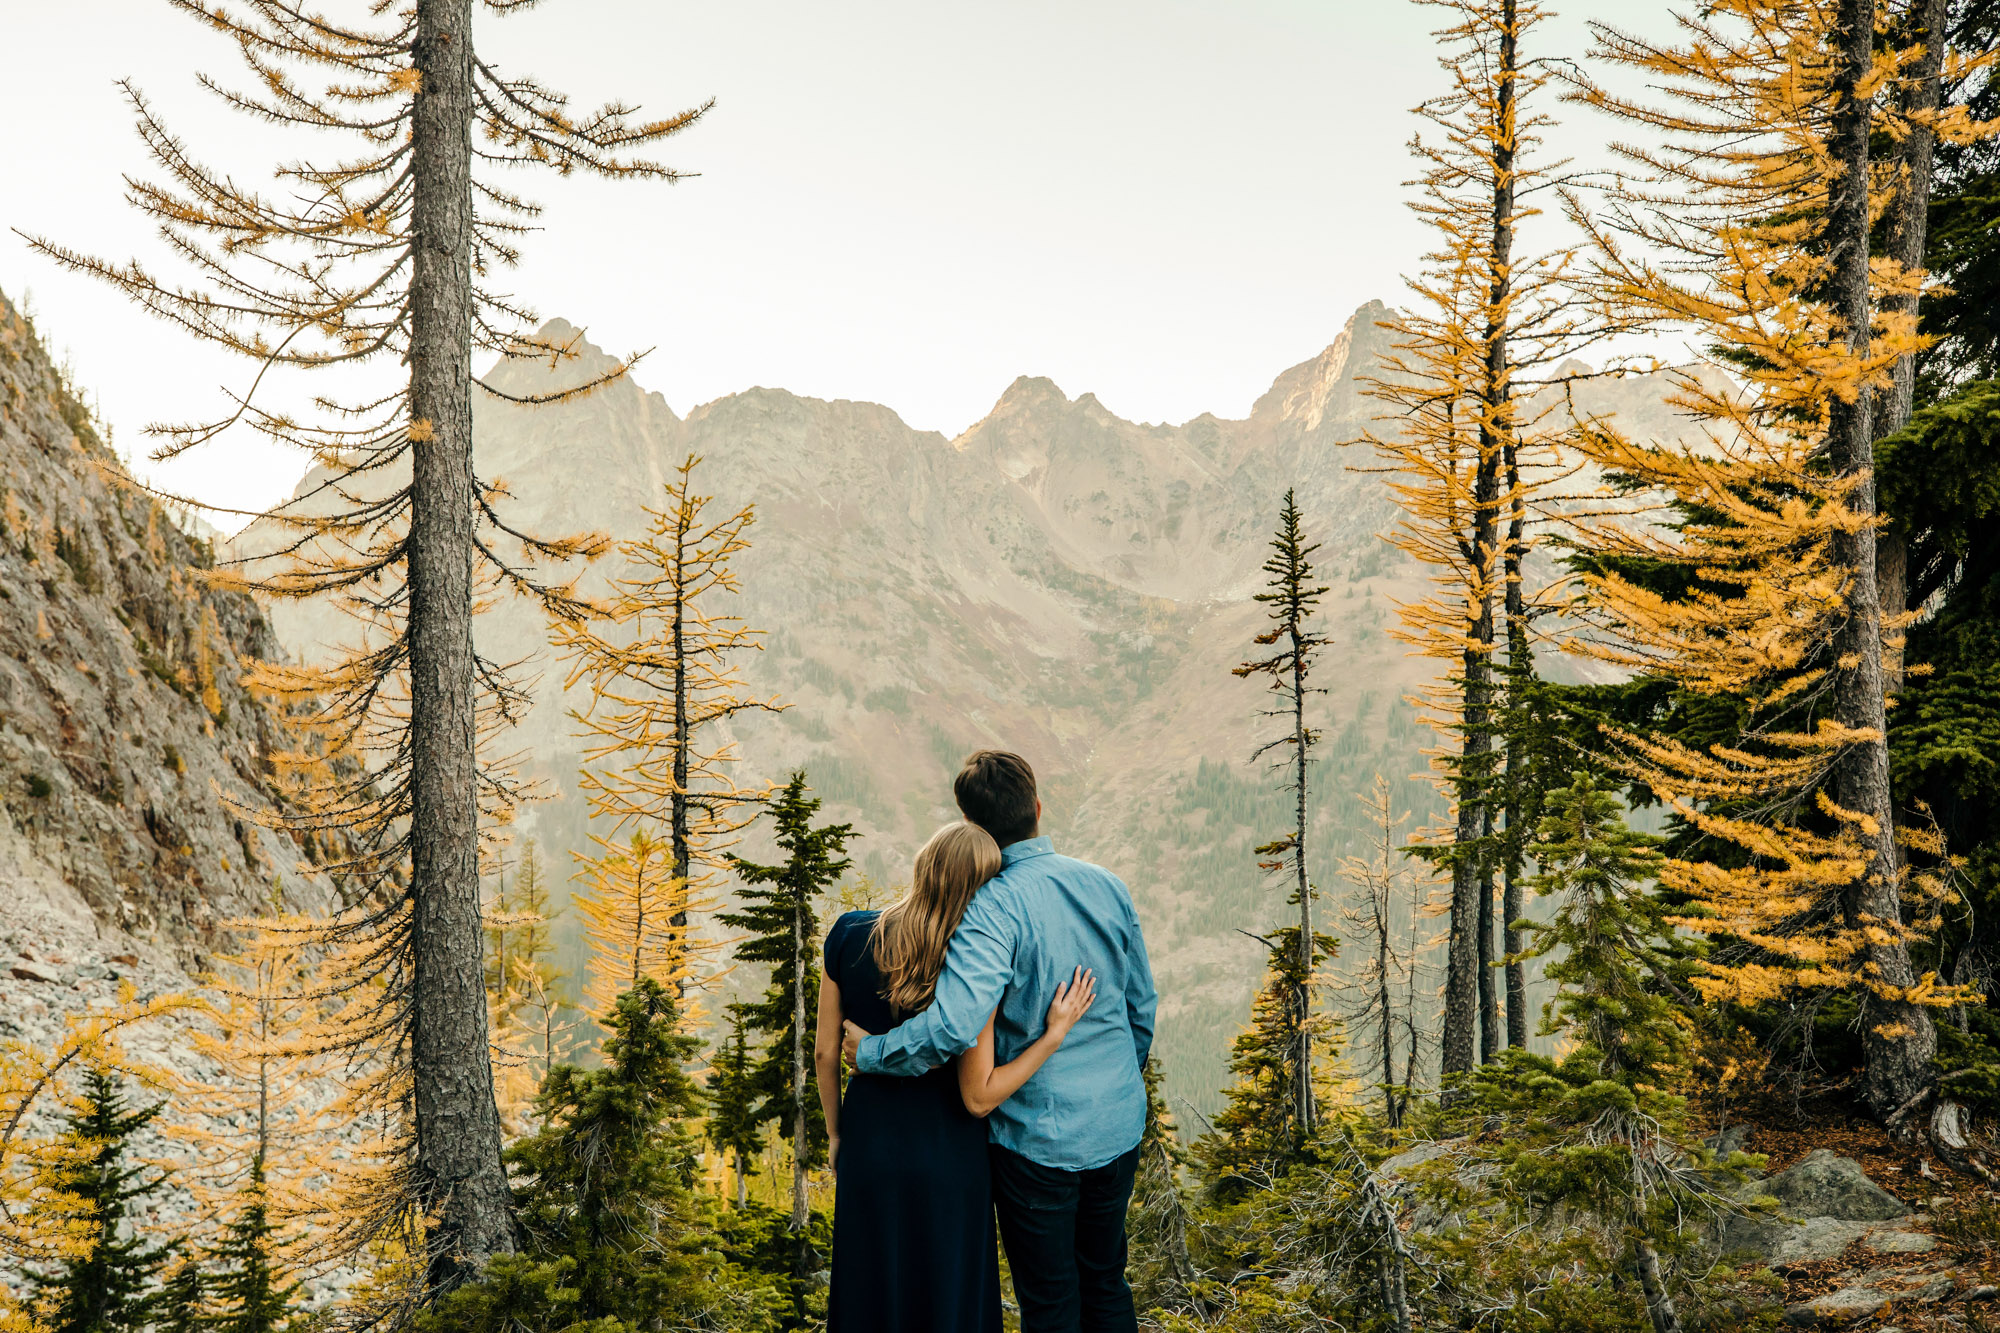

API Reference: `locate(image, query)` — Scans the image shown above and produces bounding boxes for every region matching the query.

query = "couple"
[813,750,1157,1333]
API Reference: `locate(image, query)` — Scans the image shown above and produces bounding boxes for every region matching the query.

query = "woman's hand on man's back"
[1045,966,1096,1041]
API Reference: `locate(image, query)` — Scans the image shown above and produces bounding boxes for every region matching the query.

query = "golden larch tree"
[574,830,699,1016]
[1360,0,1595,1078]
[27,0,710,1286]
[555,454,782,1012]
[173,929,327,1261]
[0,995,197,1333]
[482,838,571,1124]
[1562,0,1992,1118]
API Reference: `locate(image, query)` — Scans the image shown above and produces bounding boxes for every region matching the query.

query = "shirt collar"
[1001,835,1054,866]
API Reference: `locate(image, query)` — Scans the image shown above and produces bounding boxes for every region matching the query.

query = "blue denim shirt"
[855,837,1157,1170]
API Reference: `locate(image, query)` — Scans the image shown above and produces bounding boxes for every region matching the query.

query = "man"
[843,750,1157,1333]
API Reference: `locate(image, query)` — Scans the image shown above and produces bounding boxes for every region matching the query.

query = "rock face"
[0,291,333,965]
[241,304,1706,1113]
[0,288,357,1309]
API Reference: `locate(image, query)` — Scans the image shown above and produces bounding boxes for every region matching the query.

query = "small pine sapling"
[435,980,782,1333]
[1198,925,1338,1190]
[207,1159,299,1333]
[706,1011,764,1209]
[721,773,854,1292]
[24,1066,173,1333]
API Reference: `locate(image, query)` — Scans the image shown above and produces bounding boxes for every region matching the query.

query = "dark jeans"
[989,1143,1140,1333]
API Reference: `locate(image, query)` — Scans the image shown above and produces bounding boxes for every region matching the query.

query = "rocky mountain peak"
[1249,298,1398,434]
[483,317,654,410]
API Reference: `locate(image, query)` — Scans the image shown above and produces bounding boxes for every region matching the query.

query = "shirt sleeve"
[856,890,1015,1077]
[1122,884,1157,1071]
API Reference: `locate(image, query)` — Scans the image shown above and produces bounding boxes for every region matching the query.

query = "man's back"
[980,840,1154,1169]
[855,835,1157,1171]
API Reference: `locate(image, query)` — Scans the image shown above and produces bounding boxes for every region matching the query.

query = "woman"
[815,821,1096,1332]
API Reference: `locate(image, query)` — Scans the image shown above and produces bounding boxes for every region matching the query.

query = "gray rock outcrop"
[1720,1150,1923,1265]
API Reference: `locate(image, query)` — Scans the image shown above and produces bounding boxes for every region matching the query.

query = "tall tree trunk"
[1876,0,1949,691]
[1826,0,1937,1121]
[1292,649,1317,1136]
[629,855,648,989]
[1503,445,1530,1049]
[789,903,811,1308]
[670,518,692,941]
[734,1151,748,1209]
[1477,806,1499,1062]
[407,0,514,1288]
[1457,0,1519,1075]
[1442,614,1493,1080]
[791,905,810,1234]
[1377,915,1398,1126]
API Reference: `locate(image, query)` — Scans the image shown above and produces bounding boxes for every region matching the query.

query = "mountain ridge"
[244,298,1699,1114]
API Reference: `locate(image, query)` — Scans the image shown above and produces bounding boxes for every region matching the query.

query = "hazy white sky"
[2,0,1630,529]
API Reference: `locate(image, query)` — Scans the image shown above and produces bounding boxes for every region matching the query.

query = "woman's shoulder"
[826,909,881,953]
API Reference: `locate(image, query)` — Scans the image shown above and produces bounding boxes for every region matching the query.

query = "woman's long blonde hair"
[871,822,1002,1013]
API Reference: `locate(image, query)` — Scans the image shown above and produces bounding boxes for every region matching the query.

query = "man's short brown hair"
[954,750,1039,847]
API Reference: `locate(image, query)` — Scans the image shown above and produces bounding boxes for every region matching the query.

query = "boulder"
[1758,1150,1909,1221]
[1379,1140,1457,1178]
[1783,1284,1888,1326]
[1717,1150,1912,1263]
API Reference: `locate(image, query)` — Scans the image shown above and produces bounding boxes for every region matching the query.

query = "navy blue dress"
[825,910,1003,1333]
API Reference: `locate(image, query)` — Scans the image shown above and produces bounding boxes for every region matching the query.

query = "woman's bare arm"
[813,970,846,1167]
[957,967,1096,1118]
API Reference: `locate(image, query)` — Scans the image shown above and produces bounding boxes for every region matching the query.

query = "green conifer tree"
[27,1066,172,1333]
[706,1010,764,1209]
[1232,491,1332,1139]
[1436,773,1750,1333]
[721,773,854,1295]
[1127,1060,1198,1312]
[420,980,783,1333]
[1197,925,1337,1190]
[207,1159,298,1333]
[153,1255,207,1333]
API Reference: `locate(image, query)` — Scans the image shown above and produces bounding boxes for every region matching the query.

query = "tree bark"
[790,903,810,1234]
[1503,424,1530,1049]
[1477,808,1499,1061]
[1377,909,1399,1127]
[1291,636,1317,1135]
[1501,829,1527,1048]
[1826,0,1937,1121]
[1634,1239,1683,1333]
[407,0,515,1288]
[1458,0,1518,1074]
[1883,0,1948,438]
[670,508,692,947]
[1876,0,1949,692]
[1443,608,1493,1081]
[789,902,812,1309]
